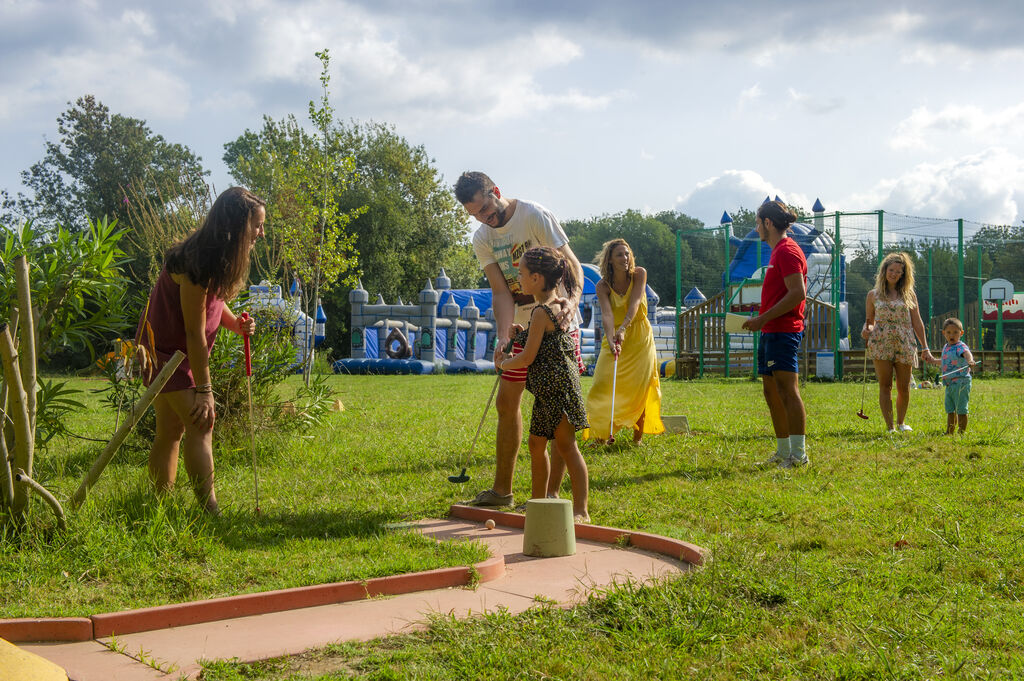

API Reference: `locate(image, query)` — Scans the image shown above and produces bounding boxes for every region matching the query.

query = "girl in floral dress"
[862,252,936,432]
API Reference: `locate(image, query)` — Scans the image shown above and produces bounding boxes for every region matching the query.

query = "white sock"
[789,434,806,459]
[776,438,790,456]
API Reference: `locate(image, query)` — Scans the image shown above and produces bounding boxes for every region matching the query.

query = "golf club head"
[607,436,615,445]
[448,468,470,484]
[857,410,868,420]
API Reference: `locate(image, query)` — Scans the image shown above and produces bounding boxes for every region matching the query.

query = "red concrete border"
[2,509,707,643]
[0,618,93,643]
[449,504,708,566]
[3,550,505,642]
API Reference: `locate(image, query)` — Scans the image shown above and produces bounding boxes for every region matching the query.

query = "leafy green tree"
[226,117,470,354]
[16,95,208,234]
[0,218,129,366]
[564,210,677,305]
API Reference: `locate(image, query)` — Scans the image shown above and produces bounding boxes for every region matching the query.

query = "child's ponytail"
[558,256,579,299]
[523,246,578,298]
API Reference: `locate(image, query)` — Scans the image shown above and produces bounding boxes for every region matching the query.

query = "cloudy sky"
[3,0,1024,234]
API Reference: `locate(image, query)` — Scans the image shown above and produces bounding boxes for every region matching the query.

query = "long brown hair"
[873,252,916,308]
[164,187,265,300]
[596,238,635,283]
[521,246,579,298]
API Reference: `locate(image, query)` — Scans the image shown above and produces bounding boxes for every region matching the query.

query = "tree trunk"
[15,469,66,532]
[14,257,37,440]
[0,381,13,508]
[0,324,33,518]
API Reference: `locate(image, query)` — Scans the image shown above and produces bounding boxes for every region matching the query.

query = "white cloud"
[843,148,1024,225]
[737,83,762,110]
[891,102,1024,150]
[120,9,155,37]
[674,169,813,229]
[0,44,191,122]
[787,88,844,115]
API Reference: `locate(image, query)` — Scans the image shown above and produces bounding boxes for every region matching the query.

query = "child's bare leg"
[946,413,956,435]
[546,441,566,498]
[528,434,550,500]
[553,415,588,519]
[957,414,968,433]
[633,409,646,443]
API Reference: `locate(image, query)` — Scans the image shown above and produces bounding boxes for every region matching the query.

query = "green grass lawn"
[4,373,1024,679]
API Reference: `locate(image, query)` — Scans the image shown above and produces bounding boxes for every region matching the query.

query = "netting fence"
[674,209,1024,378]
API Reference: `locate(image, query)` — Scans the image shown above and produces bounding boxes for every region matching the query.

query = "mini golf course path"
[5,506,706,681]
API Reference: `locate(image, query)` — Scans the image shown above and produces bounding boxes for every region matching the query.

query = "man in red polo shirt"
[743,200,809,467]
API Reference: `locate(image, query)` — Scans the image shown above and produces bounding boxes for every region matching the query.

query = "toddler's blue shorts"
[944,377,971,415]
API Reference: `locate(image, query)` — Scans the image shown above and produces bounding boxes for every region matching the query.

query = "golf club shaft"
[939,364,970,379]
[241,312,260,511]
[608,354,618,440]
[463,372,500,468]
[858,350,869,411]
[246,374,260,509]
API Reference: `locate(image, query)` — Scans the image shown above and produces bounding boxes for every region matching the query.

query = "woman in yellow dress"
[585,239,664,443]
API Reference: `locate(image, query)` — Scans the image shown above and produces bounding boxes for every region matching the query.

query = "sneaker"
[780,454,810,468]
[467,489,514,508]
[761,451,786,467]
[573,513,591,524]
[897,424,913,432]
[513,502,528,513]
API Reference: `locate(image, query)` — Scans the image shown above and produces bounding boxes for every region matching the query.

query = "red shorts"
[501,328,584,383]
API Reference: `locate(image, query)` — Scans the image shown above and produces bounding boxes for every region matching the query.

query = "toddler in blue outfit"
[932,318,976,434]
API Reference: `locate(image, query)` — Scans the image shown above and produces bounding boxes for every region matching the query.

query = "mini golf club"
[607,351,619,444]
[938,364,970,380]
[857,351,869,419]
[241,313,261,514]
[448,341,513,484]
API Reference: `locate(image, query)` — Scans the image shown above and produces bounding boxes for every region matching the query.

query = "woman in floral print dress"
[862,252,936,432]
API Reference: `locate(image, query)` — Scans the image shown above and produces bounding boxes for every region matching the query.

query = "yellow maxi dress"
[585,279,664,440]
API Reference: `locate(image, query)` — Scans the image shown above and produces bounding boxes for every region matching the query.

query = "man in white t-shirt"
[454,171,585,508]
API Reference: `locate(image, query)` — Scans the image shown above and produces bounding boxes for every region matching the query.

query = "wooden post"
[0,324,33,517]
[71,350,185,509]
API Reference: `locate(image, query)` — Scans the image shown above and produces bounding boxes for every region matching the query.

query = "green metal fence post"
[977,244,983,352]
[927,247,933,342]
[877,209,884,266]
[675,229,682,379]
[698,315,705,378]
[834,211,842,379]
[957,218,965,322]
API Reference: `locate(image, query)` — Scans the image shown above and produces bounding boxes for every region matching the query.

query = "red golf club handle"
[241,312,252,377]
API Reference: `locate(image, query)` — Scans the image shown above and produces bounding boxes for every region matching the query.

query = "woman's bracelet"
[195,382,213,394]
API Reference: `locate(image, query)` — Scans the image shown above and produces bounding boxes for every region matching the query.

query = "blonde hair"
[873,252,916,308]
[596,238,635,283]
[943,317,964,332]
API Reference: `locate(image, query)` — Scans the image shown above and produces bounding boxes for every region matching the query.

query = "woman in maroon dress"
[139,187,265,514]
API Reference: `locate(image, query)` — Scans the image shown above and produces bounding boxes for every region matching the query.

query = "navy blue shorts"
[758,331,803,375]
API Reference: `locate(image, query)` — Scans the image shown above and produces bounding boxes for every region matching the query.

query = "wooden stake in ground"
[71,350,185,509]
